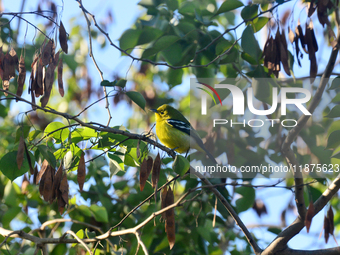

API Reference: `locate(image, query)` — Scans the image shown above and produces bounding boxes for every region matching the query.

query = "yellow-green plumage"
[152,104,216,163]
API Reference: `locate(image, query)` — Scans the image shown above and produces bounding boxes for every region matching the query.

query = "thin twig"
[76,0,112,125]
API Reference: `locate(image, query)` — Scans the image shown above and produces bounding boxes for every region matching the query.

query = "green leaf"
[44,122,70,143]
[213,0,244,17]
[119,29,142,53]
[0,104,8,117]
[326,105,340,118]
[253,17,269,32]
[77,205,92,217]
[172,155,190,176]
[0,151,30,181]
[329,76,340,90]
[90,204,108,223]
[108,153,125,177]
[71,127,97,143]
[161,43,182,65]
[100,80,117,87]
[15,125,31,143]
[38,146,56,168]
[267,227,281,235]
[241,4,258,21]
[178,1,196,15]
[167,68,183,88]
[235,186,255,213]
[137,27,163,45]
[241,26,261,62]
[28,130,41,141]
[142,35,180,58]
[116,79,127,88]
[126,91,146,110]
[72,230,84,247]
[326,130,340,149]
[2,206,21,228]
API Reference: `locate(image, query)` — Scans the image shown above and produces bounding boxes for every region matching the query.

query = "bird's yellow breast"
[156,119,190,153]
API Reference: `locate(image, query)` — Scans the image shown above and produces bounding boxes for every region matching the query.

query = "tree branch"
[277,7,340,254]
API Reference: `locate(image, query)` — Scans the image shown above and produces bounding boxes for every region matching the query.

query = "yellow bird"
[151,104,216,164]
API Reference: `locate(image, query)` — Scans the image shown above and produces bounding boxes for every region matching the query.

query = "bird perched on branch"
[151,104,217,164]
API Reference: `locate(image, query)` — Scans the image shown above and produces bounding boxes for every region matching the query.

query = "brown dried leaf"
[21,175,29,194]
[317,0,331,27]
[40,63,55,107]
[308,1,316,17]
[43,166,55,203]
[33,165,38,185]
[2,80,9,96]
[252,199,267,218]
[310,56,317,84]
[77,153,86,192]
[8,48,18,75]
[57,193,66,214]
[305,200,314,233]
[294,36,302,67]
[161,186,168,220]
[327,206,334,235]
[152,153,161,189]
[139,156,153,191]
[53,164,63,201]
[308,20,318,52]
[59,21,68,54]
[36,159,49,184]
[59,172,69,205]
[57,58,64,97]
[16,55,26,101]
[165,187,175,250]
[296,24,307,53]
[140,157,148,191]
[279,29,290,76]
[36,58,44,90]
[324,215,330,243]
[274,34,281,78]
[17,135,25,170]
[39,173,45,195]
[267,37,276,75]
[41,39,54,66]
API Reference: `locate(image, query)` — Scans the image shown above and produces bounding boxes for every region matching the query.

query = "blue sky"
[2,0,339,252]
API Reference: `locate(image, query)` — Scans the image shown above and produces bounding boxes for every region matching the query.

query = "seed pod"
[327,206,334,235]
[57,58,64,97]
[41,39,54,66]
[279,28,290,76]
[152,153,161,189]
[165,187,175,250]
[324,215,330,243]
[140,156,153,191]
[16,55,26,101]
[59,21,68,54]
[36,159,49,184]
[161,186,168,220]
[305,200,314,233]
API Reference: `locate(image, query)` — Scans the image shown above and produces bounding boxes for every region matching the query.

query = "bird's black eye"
[160,111,164,115]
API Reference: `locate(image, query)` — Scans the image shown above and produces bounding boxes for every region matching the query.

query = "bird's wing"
[166,119,203,146]
[166,119,191,136]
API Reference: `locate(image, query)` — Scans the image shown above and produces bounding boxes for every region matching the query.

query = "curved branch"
[75,0,289,70]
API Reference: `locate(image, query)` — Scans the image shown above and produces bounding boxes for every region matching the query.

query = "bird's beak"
[150,109,158,113]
